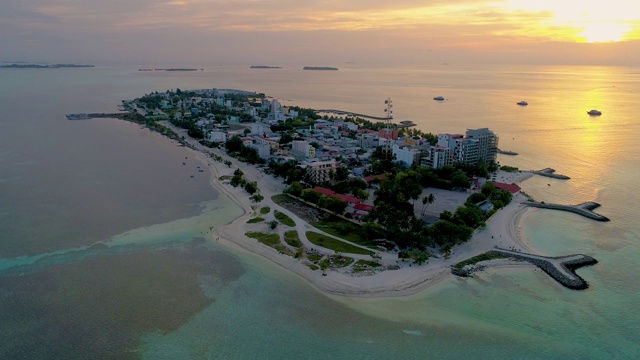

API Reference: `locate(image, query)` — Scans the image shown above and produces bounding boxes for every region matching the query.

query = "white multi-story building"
[248,138,271,160]
[392,143,421,167]
[437,134,463,153]
[454,138,479,165]
[209,131,226,143]
[422,145,452,169]
[465,128,498,164]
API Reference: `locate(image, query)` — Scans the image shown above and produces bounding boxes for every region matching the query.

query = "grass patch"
[271,194,295,206]
[246,217,265,224]
[500,165,519,172]
[353,259,381,271]
[319,255,354,269]
[311,216,380,249]
[245,232,281,247]
[274,210,296,227]
[306,232,374,255]
[307,263,320,271]
[260,206,271,215]
[284,230,302,248]
[306,252,323,262]
[273,244,295,256]
[454,251,509,269]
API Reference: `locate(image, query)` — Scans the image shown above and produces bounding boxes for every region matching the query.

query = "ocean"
[0,64,638,359]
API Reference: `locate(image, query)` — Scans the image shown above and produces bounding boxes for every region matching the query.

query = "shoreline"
[169,126,541,298]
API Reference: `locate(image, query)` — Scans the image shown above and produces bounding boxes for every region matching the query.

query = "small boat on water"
[587,109,602,116]
[433,96,445,101]
[517,100,528,106]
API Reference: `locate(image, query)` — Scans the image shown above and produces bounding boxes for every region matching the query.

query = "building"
[422,145,452,169]
[304,160,337,183]
[291,140,316,160]
[453,138,479,165]
[379,128,399,140]
[476,200,494,215]
[465,128,498,164]
[208,131,226,143]
[437,133,464,150]
[392,143,421,167]
[357,134,380,149]
[247,140,271,160]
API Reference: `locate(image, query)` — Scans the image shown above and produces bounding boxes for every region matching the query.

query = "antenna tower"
[383,97,393,159]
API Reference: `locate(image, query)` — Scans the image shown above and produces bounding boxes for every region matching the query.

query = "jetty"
[523,201,610,221]
[452,249,598,290]
[497,148,518,156]
[66,112,146,122]
[492,248,597,290]
[532,168,570,179]
[318,109,388,121]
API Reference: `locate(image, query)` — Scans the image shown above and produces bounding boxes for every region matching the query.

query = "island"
[303,66,338,70]
[67,89,599,296]
[250,65,282,69]
[138,68,200,71]
[1,63,95,68]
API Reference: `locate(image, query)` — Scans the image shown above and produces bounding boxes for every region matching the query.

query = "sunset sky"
[2,0,639,66]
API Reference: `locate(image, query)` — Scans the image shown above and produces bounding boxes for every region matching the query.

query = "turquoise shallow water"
[1,65,639,358]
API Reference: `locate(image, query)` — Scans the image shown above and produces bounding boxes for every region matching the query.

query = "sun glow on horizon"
[500,0,639,43]
[578,22,632,43]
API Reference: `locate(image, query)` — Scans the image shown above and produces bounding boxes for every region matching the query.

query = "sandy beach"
[165,122,538,298]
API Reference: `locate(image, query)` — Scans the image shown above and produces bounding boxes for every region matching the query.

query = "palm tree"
[421,193,435,216]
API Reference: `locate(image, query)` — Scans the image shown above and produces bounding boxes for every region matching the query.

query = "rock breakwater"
[524,201,610,221]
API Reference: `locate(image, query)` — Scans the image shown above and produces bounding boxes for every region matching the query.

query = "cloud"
[1,0,638,65]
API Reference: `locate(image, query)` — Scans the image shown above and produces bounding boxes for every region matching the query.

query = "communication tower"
[383,98,393,159]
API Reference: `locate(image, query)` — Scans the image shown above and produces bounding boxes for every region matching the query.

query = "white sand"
[163,122,537,298]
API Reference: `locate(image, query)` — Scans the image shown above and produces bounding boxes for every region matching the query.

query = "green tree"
[421,193,435,215]
[466,192,487,205]
[244,181,258,195]
[451,170,470,189]
[225,135,243,153]
[284,181,304,197]
[301,189,322,204]
[454,204,485,228]
[334,167,349,182]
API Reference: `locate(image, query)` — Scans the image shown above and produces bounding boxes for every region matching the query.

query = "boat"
[587,109,602,116]
[433,96,445,101]
[517,100,528,106]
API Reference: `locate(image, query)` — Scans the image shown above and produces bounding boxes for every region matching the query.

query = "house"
[493,182,521,194]
[476,200,494,215]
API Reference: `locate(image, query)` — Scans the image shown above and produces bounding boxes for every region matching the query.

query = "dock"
[532,168,570,179]
[523,201,610,221]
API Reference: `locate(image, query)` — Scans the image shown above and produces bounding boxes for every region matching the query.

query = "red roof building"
[311,187,362,204]
[312,187,336,196]
[354,203,374,212]
[338,194,362,204]
[493,182,521,194]
[364,174,386,183]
